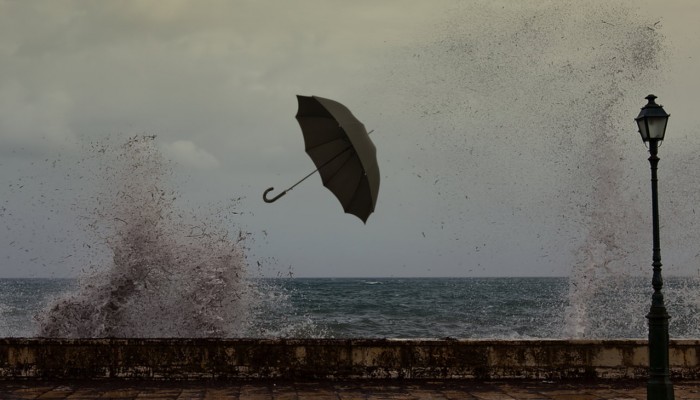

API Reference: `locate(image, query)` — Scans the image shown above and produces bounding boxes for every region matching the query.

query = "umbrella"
[263,95,380,223]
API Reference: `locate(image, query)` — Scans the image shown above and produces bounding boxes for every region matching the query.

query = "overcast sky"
[1,0,700,278]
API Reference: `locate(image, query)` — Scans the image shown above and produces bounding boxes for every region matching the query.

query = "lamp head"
[635,94,669,143]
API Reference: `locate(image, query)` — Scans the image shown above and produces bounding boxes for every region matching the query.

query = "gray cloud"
[1,1,699,278]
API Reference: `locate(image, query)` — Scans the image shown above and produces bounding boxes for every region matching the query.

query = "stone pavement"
[0,380,699,400]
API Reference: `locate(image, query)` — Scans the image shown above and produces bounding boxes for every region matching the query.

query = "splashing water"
[36,136,260,337]
[382,0,698,338]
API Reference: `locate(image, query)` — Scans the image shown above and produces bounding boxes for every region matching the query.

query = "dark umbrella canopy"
[295,95,379,223]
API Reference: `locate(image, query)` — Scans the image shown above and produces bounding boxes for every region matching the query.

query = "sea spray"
[36,136,259,337]
[553,10,666,338]
[386,0,670,337]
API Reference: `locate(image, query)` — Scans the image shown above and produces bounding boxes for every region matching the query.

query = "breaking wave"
[35,136,320,338]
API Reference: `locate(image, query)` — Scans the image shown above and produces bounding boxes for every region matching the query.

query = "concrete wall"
[0,338,699,380]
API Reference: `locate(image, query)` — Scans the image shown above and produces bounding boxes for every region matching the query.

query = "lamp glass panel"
[637,118,649,141]
[647,116,668,140]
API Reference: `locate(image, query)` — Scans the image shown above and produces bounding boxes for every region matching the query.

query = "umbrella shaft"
[288,144,355,192]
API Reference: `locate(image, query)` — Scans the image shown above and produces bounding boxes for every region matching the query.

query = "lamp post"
[635,94,674,400]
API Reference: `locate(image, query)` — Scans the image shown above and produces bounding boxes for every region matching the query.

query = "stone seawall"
[1,339,698,380]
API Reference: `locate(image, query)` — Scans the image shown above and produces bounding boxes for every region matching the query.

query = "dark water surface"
[4,277,700,339]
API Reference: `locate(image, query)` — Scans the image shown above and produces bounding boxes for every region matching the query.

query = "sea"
[3,277,700,339]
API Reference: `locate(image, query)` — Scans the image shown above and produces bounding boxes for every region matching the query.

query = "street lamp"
[635,94,674,400]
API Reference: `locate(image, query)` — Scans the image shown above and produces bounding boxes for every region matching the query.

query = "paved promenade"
[0,380,699,400]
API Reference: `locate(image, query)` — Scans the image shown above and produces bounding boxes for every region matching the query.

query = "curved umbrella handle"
[263,187,288,203]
